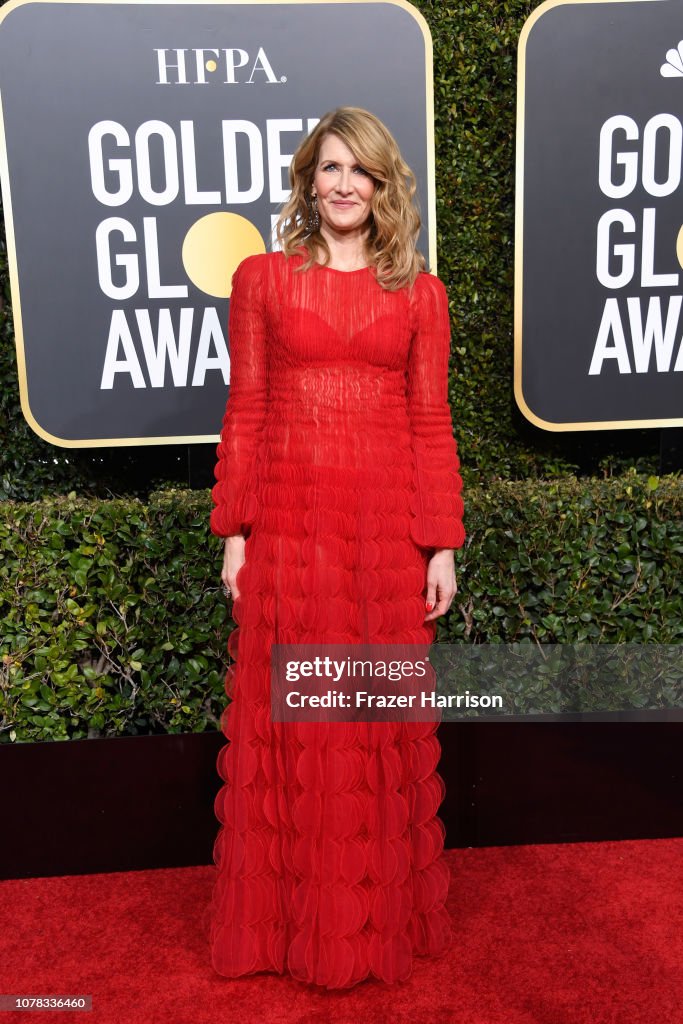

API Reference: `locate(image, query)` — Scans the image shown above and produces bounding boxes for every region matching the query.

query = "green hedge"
[1,471,681,743]
[0,0,664,502]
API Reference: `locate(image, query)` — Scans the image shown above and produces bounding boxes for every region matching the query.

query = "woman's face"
[311,133,376,237]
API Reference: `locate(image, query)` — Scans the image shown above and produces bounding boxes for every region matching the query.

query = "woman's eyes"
[323,163,369,175]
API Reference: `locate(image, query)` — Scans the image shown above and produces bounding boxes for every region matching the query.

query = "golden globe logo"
[86,111,319,390]
[592,113,683,376]
[154,47,286,85]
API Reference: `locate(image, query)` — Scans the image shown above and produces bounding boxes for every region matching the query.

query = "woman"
[206,106,466,989]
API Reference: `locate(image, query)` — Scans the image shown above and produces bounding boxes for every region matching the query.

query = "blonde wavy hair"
[273,107,426,291]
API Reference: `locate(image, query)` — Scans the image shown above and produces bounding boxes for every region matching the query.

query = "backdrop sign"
[0,0,434,447]
[516,0,683,431]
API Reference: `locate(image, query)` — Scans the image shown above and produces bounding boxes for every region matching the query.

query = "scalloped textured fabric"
[205,247,465,989]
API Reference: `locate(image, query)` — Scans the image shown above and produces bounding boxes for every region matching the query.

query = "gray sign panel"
[0,0,434,446]
[516,0,683,431]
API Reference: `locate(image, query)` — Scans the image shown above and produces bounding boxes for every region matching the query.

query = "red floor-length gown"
[206,245,466,989]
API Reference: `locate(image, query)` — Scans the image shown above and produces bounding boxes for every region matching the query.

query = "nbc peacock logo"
[660,41,683,77]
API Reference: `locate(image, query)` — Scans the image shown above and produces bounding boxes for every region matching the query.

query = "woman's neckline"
[314,262,370,274]
[292,247,370,274]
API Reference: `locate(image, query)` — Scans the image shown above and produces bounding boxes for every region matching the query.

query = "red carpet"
[1,838,681,1024]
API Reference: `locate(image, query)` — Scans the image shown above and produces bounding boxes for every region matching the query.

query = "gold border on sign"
[515,0,681,431]
[0,0,436,448]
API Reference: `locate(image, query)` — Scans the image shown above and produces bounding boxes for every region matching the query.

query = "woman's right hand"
[222,535,246,601]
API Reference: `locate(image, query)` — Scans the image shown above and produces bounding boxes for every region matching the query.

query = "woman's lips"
[332,201,355,207]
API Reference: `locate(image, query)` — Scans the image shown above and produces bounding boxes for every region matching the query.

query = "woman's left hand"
[424,549,458,622]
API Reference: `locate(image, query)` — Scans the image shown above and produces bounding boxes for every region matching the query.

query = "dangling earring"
[305,192,320,233]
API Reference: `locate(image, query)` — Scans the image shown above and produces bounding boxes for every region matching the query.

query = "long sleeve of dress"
[407,271,466,553]
[210,254,268,539]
